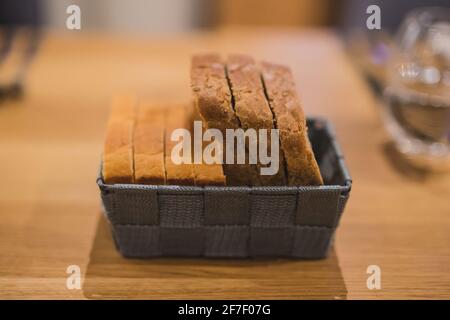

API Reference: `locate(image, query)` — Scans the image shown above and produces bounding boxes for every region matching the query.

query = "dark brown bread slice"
[102,95,136,184]
[227,54,287,186]
[191,54,240,131]
[164,105,196,185]
[133,103,166,185]
[191,53,250,186]
[260,62,323,186]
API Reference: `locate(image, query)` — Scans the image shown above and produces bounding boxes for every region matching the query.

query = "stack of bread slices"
[102,54,323,186]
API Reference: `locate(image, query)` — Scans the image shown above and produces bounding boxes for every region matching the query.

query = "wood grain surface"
[0,28,449,299]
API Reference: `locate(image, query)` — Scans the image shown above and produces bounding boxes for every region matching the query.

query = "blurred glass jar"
[383,7,450,171]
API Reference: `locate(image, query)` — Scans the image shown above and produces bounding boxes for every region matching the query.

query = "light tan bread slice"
[191,53,250,186]
[133,103,166,185]
[185,103,226,186]
[226,54,287,186]
[193,163,226,186]
[164,105,196,185]
[102,95,136,184]
[260,62,323,186]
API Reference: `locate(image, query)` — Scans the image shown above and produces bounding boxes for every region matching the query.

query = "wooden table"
[0,28,449,300]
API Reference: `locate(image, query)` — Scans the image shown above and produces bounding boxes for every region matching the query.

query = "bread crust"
[102,95,136,184]
[227,54,287,186]
[191,53,250,186]
[164,105,196,186]
[260,62,323,185]
[186,103,226,186]
[134,103,166,185]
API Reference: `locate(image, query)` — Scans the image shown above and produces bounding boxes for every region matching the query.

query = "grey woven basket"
[97,118,352,259]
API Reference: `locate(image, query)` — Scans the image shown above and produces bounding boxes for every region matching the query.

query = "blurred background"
[1,0,449,32]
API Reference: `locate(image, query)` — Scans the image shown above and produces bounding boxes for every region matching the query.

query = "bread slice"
[193,163,226,186]
[102,95,136,184]
[260,62,323,185]
[191,54,240,132]
[186,103,226,186]
[226,54,287,186]
[191,53,250,186]
[164,105,196,185]
[133,103,166,185]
